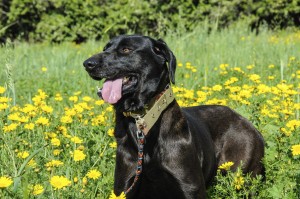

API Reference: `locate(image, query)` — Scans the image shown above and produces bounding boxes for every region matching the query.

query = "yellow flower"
[50,176,71,190]
[196,91,207,103]
[70,136,83,144]
[91,114,106,126]
[38,89,48,100]
[45,160,64,167]
[82,177,88,186]
[95,100,104,106]
[57,126,67,134]
[219,63,229,71]
[17,151,29,159]
[248,74,261,83]
[0,176,13,188]
[212,85,222,91]
[109,142,117,148]
[53,149,62,156]
[51,138,61,147]
[32,96,45,106]
[73,91,82,96]
[69,96,78,103]
[31,184,44,195]
[65,108,77,116]
[35,116,49,126]
[3,123,18,133]
[74,104,84,113]
[7,113,28,123]
[55,93,63,101]
[41,66,47,72]
[224,77,238,86]
[0,86,6,94]
[289,56,296,61]
[0,103,8,111]
[233,172,244,190]
[218,161,234,171]
[21,104,37,117]
[246,64,254,70]
[0,96,10,103]
[291,144,300,156]
[41,105,53,113]
[286,120,300,131]
[86,169,102,180]
[109,191,126,199]
[73,177,78,183]
[106,106,113,112]
[27,159,37,167]
[232,67,244,73]
[8,112,21,121]
[257,84,271,94]
[82,96,92,102]
[107,129,115,137]
[73,149,86,161]
[45,132,57,138]
[227,86,241,93]
[205,98,227,105]
[183,89,194,99]
[24,123,35,130]
[61,115,73,124]
[280,127,291,137]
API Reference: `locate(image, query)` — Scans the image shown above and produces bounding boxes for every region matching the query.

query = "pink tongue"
[101,78,123,104]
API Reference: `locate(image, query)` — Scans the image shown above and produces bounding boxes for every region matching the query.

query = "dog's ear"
[153,39,176,84]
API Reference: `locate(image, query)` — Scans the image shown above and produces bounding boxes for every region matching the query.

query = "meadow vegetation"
[0,23,300,198]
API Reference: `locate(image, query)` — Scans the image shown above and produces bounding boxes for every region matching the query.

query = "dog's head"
[83,35,176,112]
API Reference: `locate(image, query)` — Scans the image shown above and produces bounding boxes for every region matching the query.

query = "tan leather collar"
[123,85,174,136]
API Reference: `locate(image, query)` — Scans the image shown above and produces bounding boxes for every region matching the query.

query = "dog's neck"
[123,85,175,136]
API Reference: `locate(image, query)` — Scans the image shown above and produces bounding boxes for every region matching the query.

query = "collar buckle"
[123,85,174,136]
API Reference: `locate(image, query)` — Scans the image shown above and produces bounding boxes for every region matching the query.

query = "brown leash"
[123,85,175,194]
[124,127,145,194]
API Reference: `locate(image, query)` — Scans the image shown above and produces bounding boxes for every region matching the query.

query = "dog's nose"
[83,59,98,70]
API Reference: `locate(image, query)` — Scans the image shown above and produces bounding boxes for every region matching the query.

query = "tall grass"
[0,22,299,198]
[1,22,299,100]
[165,22,299,87]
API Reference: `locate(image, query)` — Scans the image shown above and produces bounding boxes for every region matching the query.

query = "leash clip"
[136,129,145,139]
[135,116,147,129]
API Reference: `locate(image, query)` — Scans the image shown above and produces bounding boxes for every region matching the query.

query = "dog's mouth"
[97,75,138,104]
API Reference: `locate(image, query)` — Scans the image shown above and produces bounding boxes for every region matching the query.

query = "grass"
[0,23,300,198]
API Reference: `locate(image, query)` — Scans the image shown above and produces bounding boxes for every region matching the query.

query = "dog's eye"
[122,48,132,53]
[154,47,160,52]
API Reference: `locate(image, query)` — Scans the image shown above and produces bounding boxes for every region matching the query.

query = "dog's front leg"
[159,141,207,198]
[113,138,137,196]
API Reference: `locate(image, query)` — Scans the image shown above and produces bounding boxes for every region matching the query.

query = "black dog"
[83,35,265,199]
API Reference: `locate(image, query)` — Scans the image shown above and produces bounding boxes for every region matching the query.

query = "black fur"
[83,35,265,199]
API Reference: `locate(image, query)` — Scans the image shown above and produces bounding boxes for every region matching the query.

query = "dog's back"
[183,105,265,176]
